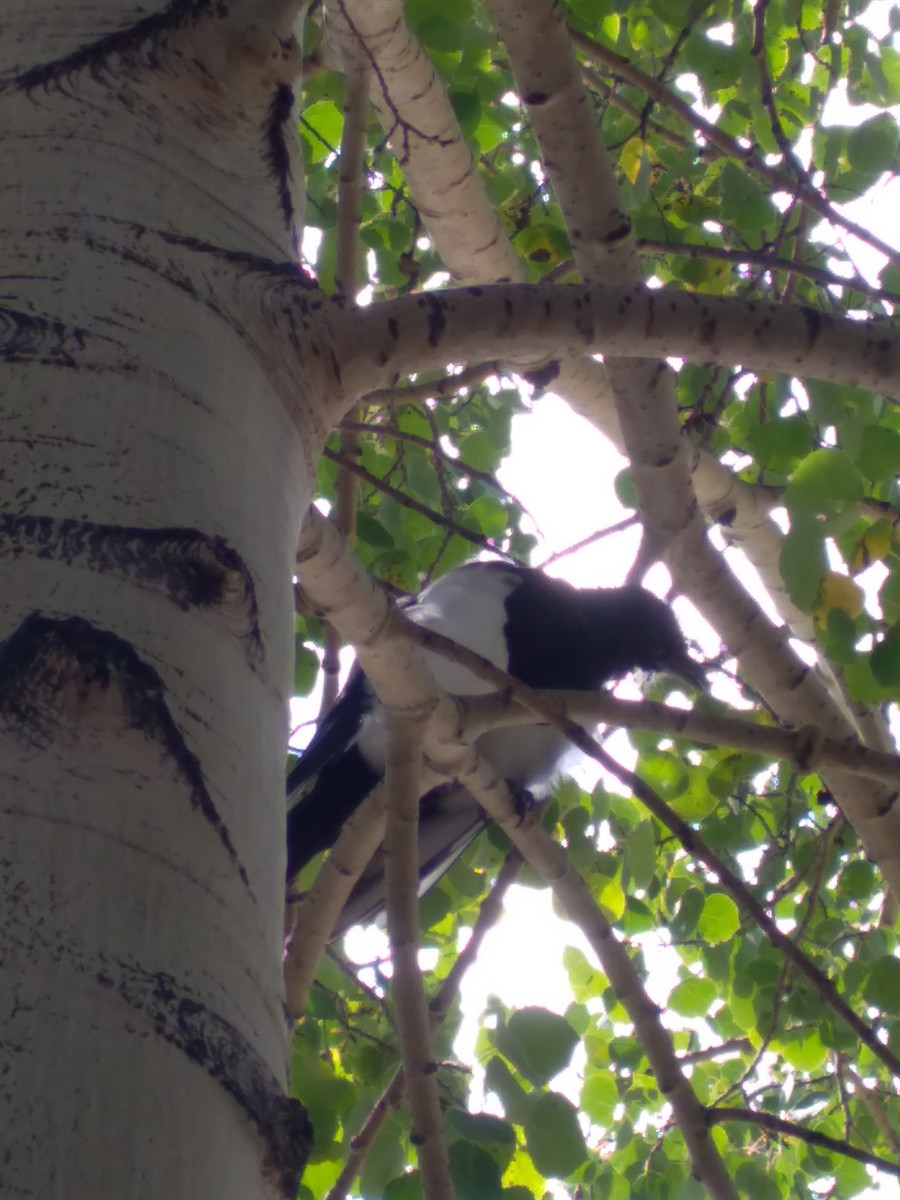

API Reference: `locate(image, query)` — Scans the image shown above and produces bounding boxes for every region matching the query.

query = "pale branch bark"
[335,0,821,652]
[489,0,646,286]
[383,711,455,1200]
[839,1059,900,1157]
[708,1107,900,1178]
[291,511,741,1199]
[284,787,389,1018]
[325,855,523,1200]
[457,690,900,790]
[335,43,370,297]
[333,0,520,284]
[488,0,703,579]
[318,284,897,406]
[321,42,371,712]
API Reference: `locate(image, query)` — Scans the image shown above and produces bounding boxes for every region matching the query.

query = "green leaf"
[778,1027,827,1071]
[293,642,319,696]
[461,430,501,472]
[464,494,508,537]
[835,1153,876,1197]
[483,1057,532,1125]
[837,859,878,904]
[668,976,717,1018]
[355,513,395,549]
[672,888,704,939]
[864,955,900,1013]
[523,1093,588,1178]
[580,1071,618,1126]
[780,517,828,610]
[718,161,773,231]
[625,821,656,891]
[847,113,900,175]
[635,751,689,799]
[494,1008,579,1086]
[446,1111,516,1171]
[745,415,813,472]
[384,1173,424,1200]
[447,1141,503,1200]
[360,1119,409,1197]
[614,467,638,509]
[785,448,866,516]
[595,876,626,921]
[855,425,900,482]
[301,100,343,164]
[871,622,900,686]
[563,945,606,1001]
[697,893,740,944]
[449,89,482,138]
[734,1162,784,1200]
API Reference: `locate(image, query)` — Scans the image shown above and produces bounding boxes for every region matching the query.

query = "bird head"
[577,585,707,693]
[615,587,707,691]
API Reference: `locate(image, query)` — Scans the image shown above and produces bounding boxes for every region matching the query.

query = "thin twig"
[709,1107,900,1178]
[321,444,517,555]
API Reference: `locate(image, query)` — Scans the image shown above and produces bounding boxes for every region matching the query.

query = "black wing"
[286,667,381,880]
[332,784,489,935]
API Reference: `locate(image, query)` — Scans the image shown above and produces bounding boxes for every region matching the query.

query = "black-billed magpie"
[286,562,705,932]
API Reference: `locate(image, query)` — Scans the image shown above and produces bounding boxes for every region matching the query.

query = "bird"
[286,562,705,934]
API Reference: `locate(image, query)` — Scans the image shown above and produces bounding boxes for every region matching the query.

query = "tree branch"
[709,1106,900,1178]
[382,709,454,1200]
[316,283,897,407]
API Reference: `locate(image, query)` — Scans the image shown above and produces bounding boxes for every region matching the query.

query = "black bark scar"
[0,613,248,886]
[0,517,262,661]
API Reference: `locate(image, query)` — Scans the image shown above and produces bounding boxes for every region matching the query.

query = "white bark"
[0,4,318,1195]
[320,285,897,406]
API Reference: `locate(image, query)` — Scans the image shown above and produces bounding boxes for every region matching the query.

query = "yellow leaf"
[503,1148,546,1194]
[513,222,568,266]
[619,136,646,185]
[597,877,625,921]
[813,572,865,620]
[850,517,895,571]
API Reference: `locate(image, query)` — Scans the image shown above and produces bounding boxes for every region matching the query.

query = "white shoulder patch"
[408,566,520,694]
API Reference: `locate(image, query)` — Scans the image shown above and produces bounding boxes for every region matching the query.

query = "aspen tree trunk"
[0,5,316,1194]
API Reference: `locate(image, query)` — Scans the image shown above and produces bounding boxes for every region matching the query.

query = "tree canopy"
[288,2,900,1198]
